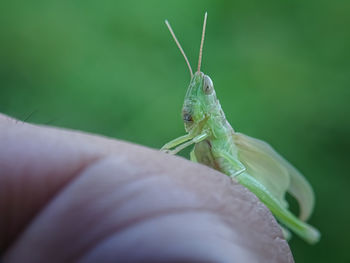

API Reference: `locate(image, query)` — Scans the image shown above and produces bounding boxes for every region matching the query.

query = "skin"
[0,113,294,262]
[161,71,320,244]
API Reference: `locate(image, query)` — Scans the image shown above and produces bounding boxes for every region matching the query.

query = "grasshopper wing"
[233,132,315,221]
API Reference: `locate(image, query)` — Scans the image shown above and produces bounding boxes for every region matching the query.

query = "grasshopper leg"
[161,134,194,152]
[215,151,246,177]
[236,172,320,244]
[190,148,198,162]
[163,132,210,155]
[213,150,320,243]
[280,225,292,240]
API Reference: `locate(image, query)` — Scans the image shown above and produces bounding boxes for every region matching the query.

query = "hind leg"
[236,172,320,244]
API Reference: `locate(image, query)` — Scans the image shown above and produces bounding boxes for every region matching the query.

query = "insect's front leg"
[161,134,194,152]
[162,131,210,155]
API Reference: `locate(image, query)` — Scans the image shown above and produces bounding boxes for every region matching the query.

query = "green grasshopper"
[161,13,320,244]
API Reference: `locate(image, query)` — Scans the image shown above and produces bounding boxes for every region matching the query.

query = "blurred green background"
[1,0,349,261]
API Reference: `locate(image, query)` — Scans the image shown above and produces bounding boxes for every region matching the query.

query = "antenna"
[197,12,207,72]
[165,20,193,77]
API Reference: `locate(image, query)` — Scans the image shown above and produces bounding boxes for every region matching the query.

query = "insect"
[161,13,320,244]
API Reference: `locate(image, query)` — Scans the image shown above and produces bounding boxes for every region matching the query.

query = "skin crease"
[0,113,294,263]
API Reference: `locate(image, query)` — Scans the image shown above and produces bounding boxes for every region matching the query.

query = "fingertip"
[0,120,294,262]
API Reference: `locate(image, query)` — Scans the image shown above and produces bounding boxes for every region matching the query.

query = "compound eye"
[203,75,213,95]
[182,112,193,123]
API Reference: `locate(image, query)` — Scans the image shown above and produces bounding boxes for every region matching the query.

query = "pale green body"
[162,14,320,244]
[162,72,320,244]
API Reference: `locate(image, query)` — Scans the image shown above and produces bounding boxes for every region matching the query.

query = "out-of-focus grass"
[1,1,349,262]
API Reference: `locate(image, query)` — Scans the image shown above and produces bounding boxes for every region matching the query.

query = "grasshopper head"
[165,13,213,133]
[182,71,216,132]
